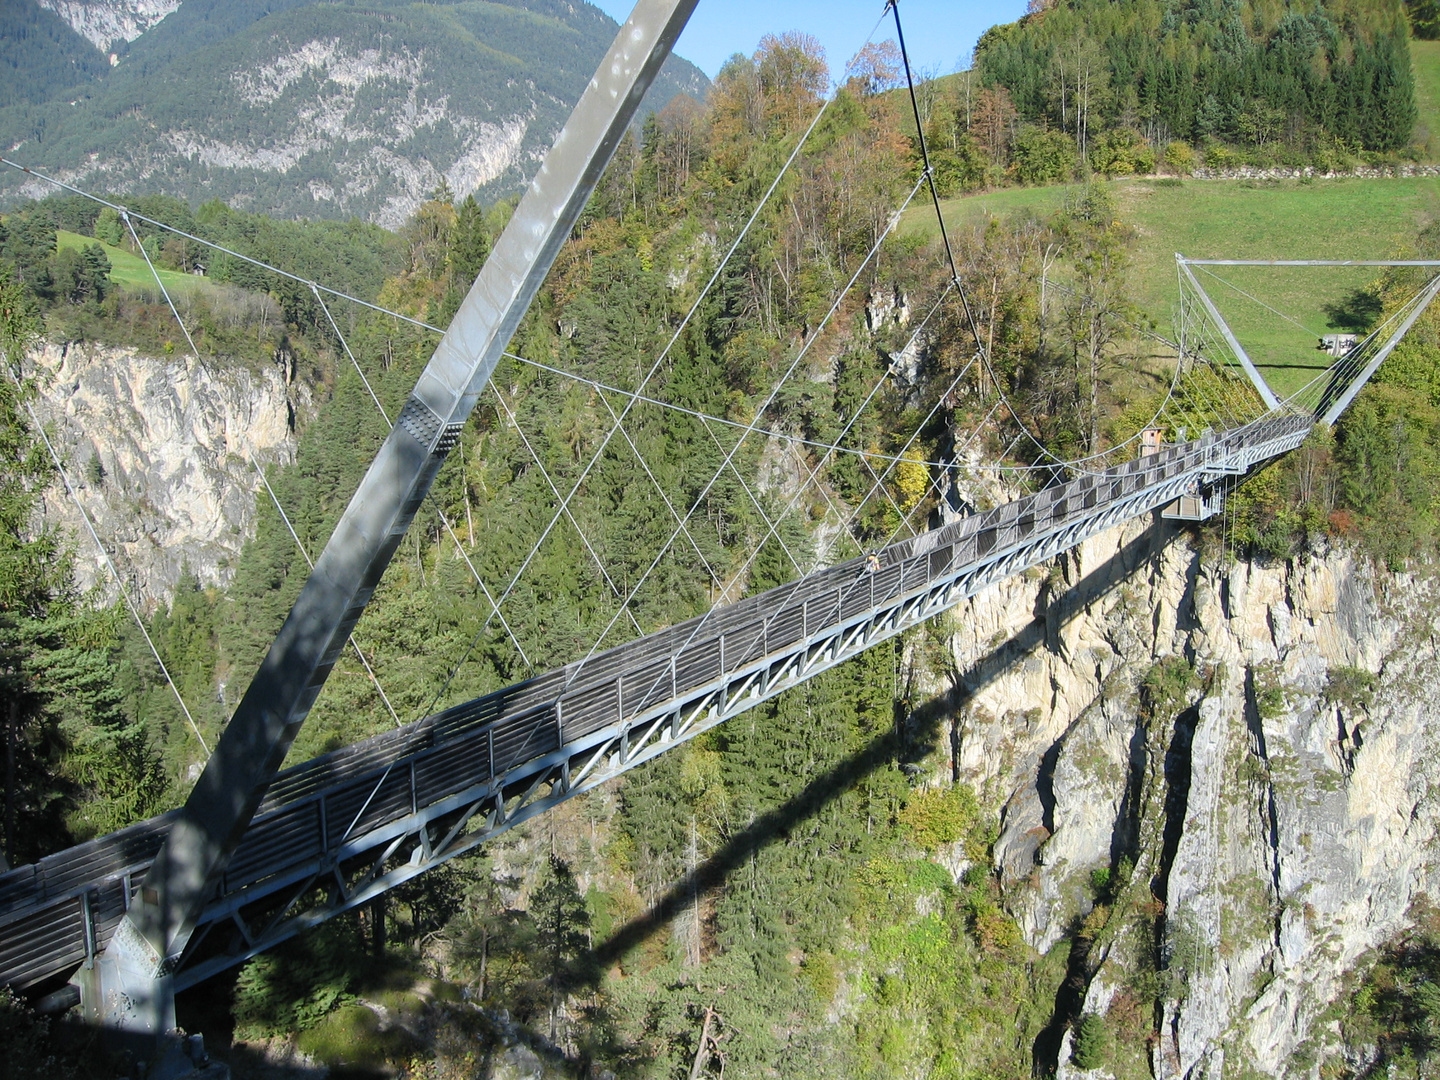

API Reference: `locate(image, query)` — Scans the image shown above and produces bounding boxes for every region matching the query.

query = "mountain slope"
[0,0,111,108]
[0,0,710,226]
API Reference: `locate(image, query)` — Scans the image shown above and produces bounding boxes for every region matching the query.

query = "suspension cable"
[21,395,211,757]
[248,456,402,726]
[124,215,416,728]
[555,174,929,691]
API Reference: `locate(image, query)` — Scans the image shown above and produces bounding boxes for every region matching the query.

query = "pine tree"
[531,854,593,1043]
[0,272,163,862]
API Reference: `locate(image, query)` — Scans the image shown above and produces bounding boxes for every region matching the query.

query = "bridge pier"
[74,925,173,1035]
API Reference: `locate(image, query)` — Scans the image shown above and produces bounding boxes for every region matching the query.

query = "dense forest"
[3,15,1440,1080]
[917,0,1421,190]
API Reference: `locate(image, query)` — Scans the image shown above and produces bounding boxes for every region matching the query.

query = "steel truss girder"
[0,417,1315,996]
[161,420,1313,991]
[101,0,703,1018]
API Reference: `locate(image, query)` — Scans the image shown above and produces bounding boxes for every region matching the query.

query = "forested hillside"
[8,13,1440,1080]
[0,0,708,226]
[926,0,1421,190]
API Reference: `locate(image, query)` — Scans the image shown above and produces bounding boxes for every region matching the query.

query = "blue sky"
[590,1,1030,82]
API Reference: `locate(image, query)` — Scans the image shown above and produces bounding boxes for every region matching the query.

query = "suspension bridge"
[0,0,1435,1048]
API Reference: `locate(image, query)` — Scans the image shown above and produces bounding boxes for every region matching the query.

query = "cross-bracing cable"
[124,218,416,731]
[19,394,211,758]
[248,455,402,727]
[413,20,898,714]
[429,165,932,731]
[617,326,1011,725]
[310,285,536,674]
[550,173,929,695]
[1195,264,1325,340]
[1282,276,1435,415]
[487,384,647,639]
[587,295,985,737]
[123,212,202,362]
[448,15,895,659]
[329,11,910,817]
[588,390,738,591]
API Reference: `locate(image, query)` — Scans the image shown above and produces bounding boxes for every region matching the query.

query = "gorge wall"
[29,340,305,608]
[929,509,1435,1078]
[25,341,1434,1076]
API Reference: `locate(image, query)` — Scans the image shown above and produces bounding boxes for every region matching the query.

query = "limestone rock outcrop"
[29,340,306,608]
[931,514,1437,1078]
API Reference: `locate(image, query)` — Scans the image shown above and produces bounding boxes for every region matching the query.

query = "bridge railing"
[0,413,1313,993]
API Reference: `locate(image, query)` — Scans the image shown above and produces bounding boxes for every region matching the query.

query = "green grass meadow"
[913,175,1440,398]
[1412,40,1440,155]
[903,43,1440,401]
[56,229,208,296]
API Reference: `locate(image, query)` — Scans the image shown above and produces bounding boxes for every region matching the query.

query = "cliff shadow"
[592,514,1186,987]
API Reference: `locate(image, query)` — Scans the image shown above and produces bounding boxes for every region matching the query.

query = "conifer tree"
[532,854,593,1043]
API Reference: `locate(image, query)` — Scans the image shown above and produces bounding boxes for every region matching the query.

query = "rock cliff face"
[34,0,178,55]
[930,511,1437,1077]
[29,340,306,608]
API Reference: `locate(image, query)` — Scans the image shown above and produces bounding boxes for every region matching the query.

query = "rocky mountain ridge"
[0,0,709,227]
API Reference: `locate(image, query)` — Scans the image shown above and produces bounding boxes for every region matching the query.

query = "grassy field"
[1413,40,1440,156]
[912,175,1440,398]
[56,229,207,296]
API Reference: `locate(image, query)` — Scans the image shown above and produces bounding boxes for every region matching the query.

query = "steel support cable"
[487,385,648,640]
[123,213,202,362]
[622,299,981,721]
[18,395,211,757]
[309,285,536,674]
[124,206,425,739]
[1171,286,1247,430]
[730,313,992,645]
[584,232,1020,726]
[695,413,826,592]
[553,174,929,699]
[1175,350,1237,431]
[1182,291,1254,428]
[1195,264,1325,340]
[1284,289,1421,415]
[824,285,963,530]
[1169,303,1236,428]
[124,215,419,739]
[463,18,893,663]
[312,284,391,424]
[0,158,457,343]
[419,33,915,718]
[126,216,419,739]
[890,0,1070,477]
[248,456,402,727]
[629,332,1013,719]
[1181,273,1277,426]
[429,162,919,721]
[830,346,992,560]
[504,346,1074,471]
[589,390,743,590]
[896,0,1199,479]
[697,282,959,594]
